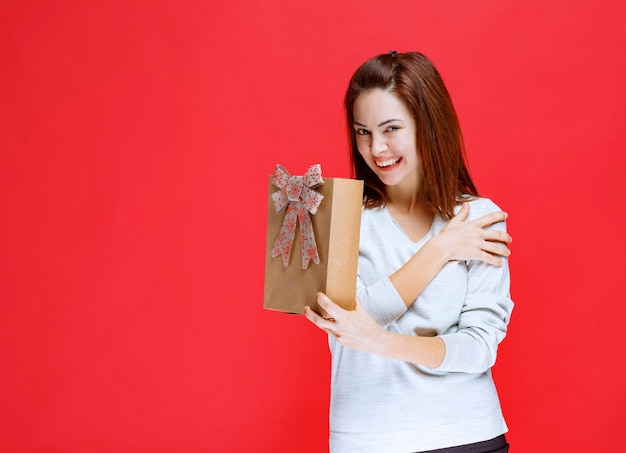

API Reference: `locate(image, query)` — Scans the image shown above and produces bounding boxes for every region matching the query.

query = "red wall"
[2,1,625,451]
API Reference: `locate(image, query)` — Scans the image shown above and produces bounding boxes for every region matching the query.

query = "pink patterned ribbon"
[271,164,324,269]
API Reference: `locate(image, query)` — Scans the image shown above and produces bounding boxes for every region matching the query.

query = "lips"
[375,157,401,168]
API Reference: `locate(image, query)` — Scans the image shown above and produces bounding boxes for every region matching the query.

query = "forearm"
[369,330,446,369]
[307,294,446,369]
[390,235,449,307]
[357,236,450,326]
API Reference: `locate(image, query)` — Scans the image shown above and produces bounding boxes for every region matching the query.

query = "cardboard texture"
[263,176,363,317]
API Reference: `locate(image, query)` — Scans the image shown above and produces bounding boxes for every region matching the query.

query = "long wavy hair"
[345,51,478,219]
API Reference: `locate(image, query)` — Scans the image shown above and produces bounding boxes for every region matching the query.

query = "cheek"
[399,136,419,161]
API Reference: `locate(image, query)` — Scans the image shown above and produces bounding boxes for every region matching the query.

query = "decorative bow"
[271,164,324,269]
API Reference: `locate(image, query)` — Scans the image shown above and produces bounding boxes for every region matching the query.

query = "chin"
[378,175,404,187]
[369,164,410,187]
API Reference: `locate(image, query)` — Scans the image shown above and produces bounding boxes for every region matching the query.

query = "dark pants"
[417,435,509,453]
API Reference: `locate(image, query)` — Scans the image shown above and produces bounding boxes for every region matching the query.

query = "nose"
[371,133,388,156]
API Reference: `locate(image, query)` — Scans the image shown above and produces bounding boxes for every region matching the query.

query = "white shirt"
[329,197,514,452]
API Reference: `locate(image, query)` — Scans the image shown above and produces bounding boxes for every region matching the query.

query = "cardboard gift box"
[263,164,363,317]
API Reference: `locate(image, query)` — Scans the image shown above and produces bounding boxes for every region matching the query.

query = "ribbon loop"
[286,176,303,202]
[270,164,324,269]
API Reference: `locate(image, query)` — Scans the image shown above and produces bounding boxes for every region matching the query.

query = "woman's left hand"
[304,292,386,355]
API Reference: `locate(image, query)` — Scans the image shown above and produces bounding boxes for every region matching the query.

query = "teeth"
[376,157,400,167]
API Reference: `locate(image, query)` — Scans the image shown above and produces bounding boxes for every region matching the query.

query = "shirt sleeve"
[356,276,408,327]
[436,201,514,373]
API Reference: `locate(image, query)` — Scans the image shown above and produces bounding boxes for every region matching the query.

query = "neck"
[384,178,426,214]
[384,186,436,242]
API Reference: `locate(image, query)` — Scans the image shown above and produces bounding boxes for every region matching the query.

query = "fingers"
[304,292,345,333]
[471,211,508,229]
[451,202,470,223]
[481,241,511,259]
[483,229,513,244]
[316,292,343,321]
[479,252,504,267]
[304,305,336,333]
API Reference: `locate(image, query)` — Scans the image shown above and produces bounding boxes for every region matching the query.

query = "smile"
[375,157,401,168]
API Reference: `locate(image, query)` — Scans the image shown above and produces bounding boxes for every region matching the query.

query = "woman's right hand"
[433,203,512,266]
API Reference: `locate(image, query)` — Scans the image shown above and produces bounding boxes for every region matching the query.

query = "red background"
[2,1,625,451]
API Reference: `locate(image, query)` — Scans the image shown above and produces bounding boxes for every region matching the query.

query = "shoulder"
[361,205,385,221]
[359,206,393,245]
[456,196,503,221]
[360,206,393,237]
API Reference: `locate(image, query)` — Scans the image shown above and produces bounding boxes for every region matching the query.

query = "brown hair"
[345,51,478,218]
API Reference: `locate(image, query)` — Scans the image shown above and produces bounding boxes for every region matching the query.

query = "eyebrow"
[353,119,405,128]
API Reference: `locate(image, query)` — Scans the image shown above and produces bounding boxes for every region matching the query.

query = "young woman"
[305,51,513,453]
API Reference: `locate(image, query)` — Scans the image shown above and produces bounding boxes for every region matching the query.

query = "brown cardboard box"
[263,165,363,317]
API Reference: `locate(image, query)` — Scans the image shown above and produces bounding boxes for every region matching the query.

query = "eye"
[356,128,370,136]
[386,125,400,132]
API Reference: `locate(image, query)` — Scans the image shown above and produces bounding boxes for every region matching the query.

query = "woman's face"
[353,89,420,190]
